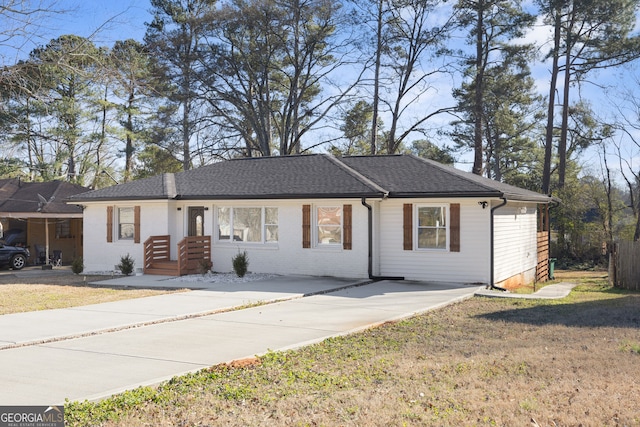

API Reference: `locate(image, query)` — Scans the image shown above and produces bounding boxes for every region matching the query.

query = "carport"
[0,179,89,265]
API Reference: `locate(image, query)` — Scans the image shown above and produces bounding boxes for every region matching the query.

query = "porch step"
[145,260,179,276]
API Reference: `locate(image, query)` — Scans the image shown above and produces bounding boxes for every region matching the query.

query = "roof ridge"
[228,153,322,162]
[407,154,503,193]
[408,154,550,200]
[324,155,389,195]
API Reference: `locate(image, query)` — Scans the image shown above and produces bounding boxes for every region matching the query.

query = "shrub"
[117,253,135,276]
[71,257,84,275]
[232,251,249,278]
[199,258,213,275]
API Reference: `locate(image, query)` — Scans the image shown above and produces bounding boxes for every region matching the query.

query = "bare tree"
[359,0,457,155]
[198,0,363,156]
[539,0,640,194]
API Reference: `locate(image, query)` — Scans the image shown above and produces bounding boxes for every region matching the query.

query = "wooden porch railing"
[144,235,171,273]
[535,231,550,283]
[177,235,211,276]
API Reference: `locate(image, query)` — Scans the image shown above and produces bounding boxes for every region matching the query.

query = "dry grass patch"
[554,269,609,280]
[0,273,181,315]
[66,279,640,427]
[510,269,608,294]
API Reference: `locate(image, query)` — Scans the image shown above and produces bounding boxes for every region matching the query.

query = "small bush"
[71,257,84,275]
[232,251,249,278]
[117,253,135,276]
[199,258,213,275]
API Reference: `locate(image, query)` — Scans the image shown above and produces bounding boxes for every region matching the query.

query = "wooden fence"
[536,231,550,283]
[611,241,640,291]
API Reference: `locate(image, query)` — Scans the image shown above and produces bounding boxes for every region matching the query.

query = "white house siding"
[377,198,492,283]
[493,202,538,287]
[82,201,172,272]
[82,198,370,276]
[207,199,370,278]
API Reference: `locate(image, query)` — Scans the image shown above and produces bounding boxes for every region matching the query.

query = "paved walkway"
[0,275,483,405]
[475,282,578,299]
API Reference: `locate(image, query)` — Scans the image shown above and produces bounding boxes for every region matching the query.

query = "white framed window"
[265,207,279,242]
[316,206,342,246]
[118,207,135,240]
[216,207,278,244]
[416,205,448,250]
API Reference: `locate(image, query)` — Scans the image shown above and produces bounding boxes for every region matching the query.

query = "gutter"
[490,197,508,291]
[361,198,404,281]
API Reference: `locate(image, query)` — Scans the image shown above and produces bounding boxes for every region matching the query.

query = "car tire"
[11,254,26,270]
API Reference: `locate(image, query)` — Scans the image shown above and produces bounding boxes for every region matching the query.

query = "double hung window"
[417,206,447,249]
[316,206,342,245]
[118,207,135,240]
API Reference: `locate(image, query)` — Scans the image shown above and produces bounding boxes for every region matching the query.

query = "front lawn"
[66,276,640,426]
[0,273,180,315]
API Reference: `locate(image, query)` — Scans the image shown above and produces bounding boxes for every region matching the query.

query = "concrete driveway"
[0,275,482,405]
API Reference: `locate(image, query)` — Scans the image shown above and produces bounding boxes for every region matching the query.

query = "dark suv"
[0,241,30,270]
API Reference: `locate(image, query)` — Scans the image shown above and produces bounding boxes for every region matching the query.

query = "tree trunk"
[371,0,383,155]
[635,177,640,242]
[472,0,485,176]
[542,7,561,195]
[124,89,135,182]
[558,28,572,189]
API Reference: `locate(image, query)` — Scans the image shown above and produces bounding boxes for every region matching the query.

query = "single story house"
[67,154,552,288]
[0,178,90,265]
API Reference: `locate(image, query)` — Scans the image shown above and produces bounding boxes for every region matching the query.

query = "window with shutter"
[405,203,460,251]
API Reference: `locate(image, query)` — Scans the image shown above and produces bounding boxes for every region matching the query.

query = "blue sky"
[7,0,639,183]
[12,0,152,56]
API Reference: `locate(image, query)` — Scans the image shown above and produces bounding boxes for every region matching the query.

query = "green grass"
[64,279,640,427]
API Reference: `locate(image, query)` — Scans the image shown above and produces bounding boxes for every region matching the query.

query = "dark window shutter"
[134,206,141,243]
[302,205,311,248]
[450,203,460,252]
[106,206,113,243]
[403,204,412,250]
[343,204,352,250]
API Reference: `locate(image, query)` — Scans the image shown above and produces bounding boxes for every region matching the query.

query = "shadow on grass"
[476,295,640,328]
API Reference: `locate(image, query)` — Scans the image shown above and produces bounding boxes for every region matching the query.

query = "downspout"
[361,197,404,281]
[490,197,508,291]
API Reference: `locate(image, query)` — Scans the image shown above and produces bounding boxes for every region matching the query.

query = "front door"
[188,207,205,237]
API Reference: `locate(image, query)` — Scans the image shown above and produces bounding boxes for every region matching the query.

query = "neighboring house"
[67,154,552,288]
[0,179,90,265]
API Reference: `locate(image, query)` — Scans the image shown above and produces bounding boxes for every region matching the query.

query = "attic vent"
[163,173,177,199]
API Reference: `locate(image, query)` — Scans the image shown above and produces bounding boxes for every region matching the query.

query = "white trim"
[314,205,343,248]
[414,203,449,251]
[117,206,135,241]
[214,205,279,245]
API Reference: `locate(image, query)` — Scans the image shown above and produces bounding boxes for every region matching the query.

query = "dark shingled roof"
[0,179,90,214]
[340,155,551,202]
[68,154,551,203]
